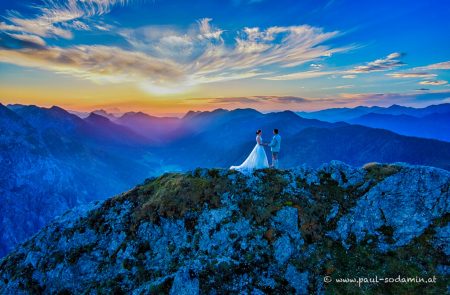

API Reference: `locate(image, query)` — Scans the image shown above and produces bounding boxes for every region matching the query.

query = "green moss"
[316,223,449,295]
[2,167,446,294]
[363,163,402,182]
[296,171,365,244]
[129,172,229,231]
[238,169,291,225]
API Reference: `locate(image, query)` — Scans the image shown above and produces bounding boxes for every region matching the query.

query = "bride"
[230,129,269,172]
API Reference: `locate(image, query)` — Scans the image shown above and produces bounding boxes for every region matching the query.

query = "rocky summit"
[0,161,449,294]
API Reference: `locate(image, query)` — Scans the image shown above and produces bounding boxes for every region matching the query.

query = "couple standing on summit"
[230,129,281,172]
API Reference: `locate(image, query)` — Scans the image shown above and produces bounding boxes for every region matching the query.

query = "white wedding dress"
[230,135,269,172]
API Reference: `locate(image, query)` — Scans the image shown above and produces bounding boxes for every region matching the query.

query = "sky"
[0,0,449,116]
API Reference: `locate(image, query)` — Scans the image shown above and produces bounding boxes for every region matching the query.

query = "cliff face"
[0,104,159,258]
[0,161,449,294]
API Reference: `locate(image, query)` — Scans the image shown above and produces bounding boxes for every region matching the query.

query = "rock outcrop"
[0,161,448,294]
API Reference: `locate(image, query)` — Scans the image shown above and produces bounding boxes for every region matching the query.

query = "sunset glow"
[0,0,449,115]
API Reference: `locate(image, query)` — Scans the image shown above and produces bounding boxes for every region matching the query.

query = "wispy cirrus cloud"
[4,33,46,46]
[335,85,353,89]
[0,45,184,83]
[194,95,312,105]
[415,61,450,71]
[192,90,450,110]
[0,17,353,94]
[419,80,448,86]
[387,72,437,78]
[337,90,450,106]
[0,0,134,39]
[264,52,406,81]
[386,60,450,84]
[347,52,404,73]
[263,70,336,81]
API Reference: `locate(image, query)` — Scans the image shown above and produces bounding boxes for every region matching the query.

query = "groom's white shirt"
[269,134,281,152]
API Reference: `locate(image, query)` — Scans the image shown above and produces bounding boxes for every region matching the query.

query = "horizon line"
[2,101,448,119]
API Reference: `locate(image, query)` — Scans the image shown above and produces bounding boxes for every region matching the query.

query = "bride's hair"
[256,129,262,135]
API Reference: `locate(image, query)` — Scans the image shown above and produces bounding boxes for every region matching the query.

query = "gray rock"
[319,160,365,188]
[326,203,339,223]
[170,267,199,295]
[272,207,299,237]
[434,223,450,255]
[335,165,450,249]
[291,165,320,185]
[273,235,293,265]
[284,264,309,294]
[0,163,448,294]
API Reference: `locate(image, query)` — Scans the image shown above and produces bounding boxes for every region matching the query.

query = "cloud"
[66,20,91,31]
[264,52,405,81]
[310,63,323,69]
[0,45,184,84]
[1,11,75,39]
[203,96,262,104]
[196,95,309,105]
[186,24,351,84]
[273,96,309,103]
[387,63,449,84]
[200,90,443,110]
[337,90,450,104]
[3,33,46,47]
[348,52,405,73]
[387,72,437,79]
[197,18,224,40]
[0,32,47,49]
[415,61,450,71]
[263,70,337,81]
[0,18,353,94]
[419,80,448,86]
[0,32,46,50]
[335,85,353,89]
[120,25,196,61]
[193,90,450,110]
[0,0,135,39]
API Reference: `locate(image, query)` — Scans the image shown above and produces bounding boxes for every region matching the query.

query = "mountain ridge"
[296,103,450,122]
[349,112,450,142]
[0,161,448,294]
[1,103,449,260]
[0,105,162,258]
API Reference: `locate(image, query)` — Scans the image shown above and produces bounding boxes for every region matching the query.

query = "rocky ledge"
[0,161,449,294]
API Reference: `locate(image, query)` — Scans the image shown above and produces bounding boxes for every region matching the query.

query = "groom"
[267,129,281,168]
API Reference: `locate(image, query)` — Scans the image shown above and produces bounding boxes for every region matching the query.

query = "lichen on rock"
[0,161,448,294]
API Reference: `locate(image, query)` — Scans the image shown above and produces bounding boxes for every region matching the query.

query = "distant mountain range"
[1,102,449,258]
[297,103,450,122]
[349,112,450,141]
[156,108,450,171]
[297,103,450,141]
